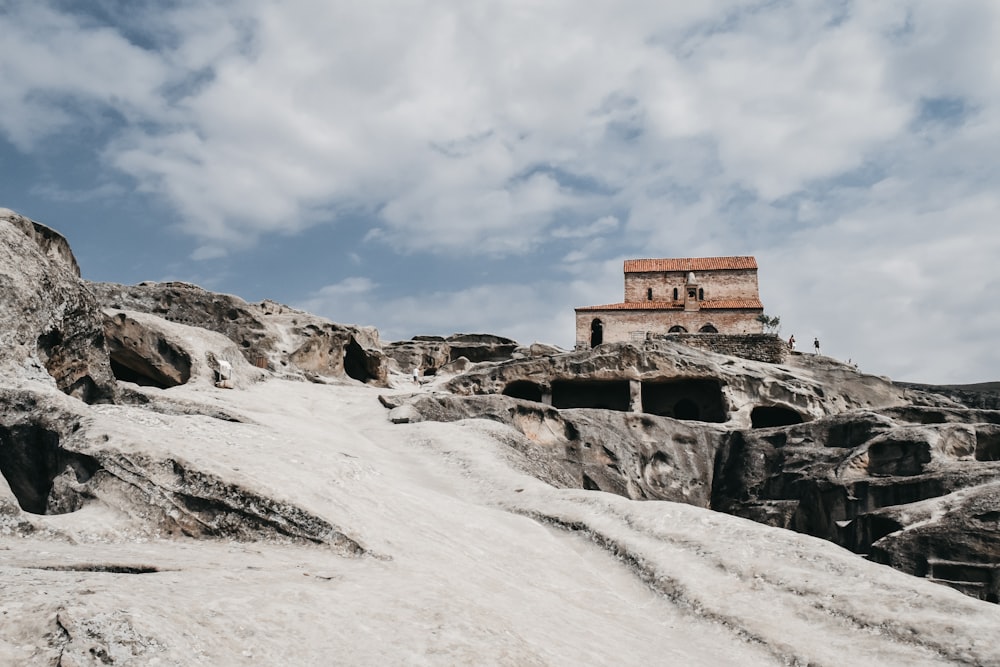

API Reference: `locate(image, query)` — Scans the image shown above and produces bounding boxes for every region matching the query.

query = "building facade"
[575,256,764,348]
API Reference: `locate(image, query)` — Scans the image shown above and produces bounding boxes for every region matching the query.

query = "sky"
[2,0,999,384]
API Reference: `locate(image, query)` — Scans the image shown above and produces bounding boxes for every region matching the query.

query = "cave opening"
[0,424,99,515]
[502,381,544,403]
[110,356,165,389]
[108,344,191,389]
[641,379,726,423]
[750,406,804,428]
[104,318,192,389]
[866,439,931,476]
[551,380,630,411]
[344,337,376,383]
[673,398,699,420]
[975,429,1000,461]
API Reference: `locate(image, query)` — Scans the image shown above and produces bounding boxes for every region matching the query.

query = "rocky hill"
[4,208,1000,665]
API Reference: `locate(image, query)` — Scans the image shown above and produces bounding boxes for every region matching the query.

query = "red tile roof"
[624,256,757,273]
[576,298,763,312]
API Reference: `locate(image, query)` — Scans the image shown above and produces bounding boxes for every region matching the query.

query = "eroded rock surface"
[102,309,265,392]
[89,281,388,385]
[0,210,117,403]
[0,387,364,553]
[8,208,1000,663]
[393,341,1000,602]
[392,392,724,504]
[444,340,909,428]
[383,333,520,378]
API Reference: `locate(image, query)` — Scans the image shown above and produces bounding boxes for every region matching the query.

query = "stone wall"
[575,309,763,348]
[662,333,787,364]
[624,268,759,303]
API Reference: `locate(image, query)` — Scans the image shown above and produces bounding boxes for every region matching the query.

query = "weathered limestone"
[0,210,117,403]
[443,340,908,428]
[388,392,725,504]
[0,386,364,552]
[383,333,519,377]
[102,309,264,391]
[89,281,388,386]
[391,339,1000,602]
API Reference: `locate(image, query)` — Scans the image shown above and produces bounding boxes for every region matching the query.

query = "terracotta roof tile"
[576,298,763,312]
[624,256,757,273]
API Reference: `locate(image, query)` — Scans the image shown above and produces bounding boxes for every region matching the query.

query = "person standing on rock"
[814,337,820,354]
[412,366,420,385]
[788,334,796,350]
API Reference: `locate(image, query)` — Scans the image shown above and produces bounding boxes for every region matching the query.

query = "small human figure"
[813,337,820,354]
[412,366,420,385]
[788,334,796,350]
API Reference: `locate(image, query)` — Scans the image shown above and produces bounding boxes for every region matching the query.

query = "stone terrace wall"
[661,333,787,364]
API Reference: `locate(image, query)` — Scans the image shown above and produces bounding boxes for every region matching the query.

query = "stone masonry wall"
[664,333,787,364]
[575,308,763,347]
[624,268,759,303]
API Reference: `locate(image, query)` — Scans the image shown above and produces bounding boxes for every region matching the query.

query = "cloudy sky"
[2,0,998,384]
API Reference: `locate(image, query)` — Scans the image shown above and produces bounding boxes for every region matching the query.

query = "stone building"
[575,256,764,348]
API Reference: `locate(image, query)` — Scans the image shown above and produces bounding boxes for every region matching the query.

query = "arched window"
[590,319,603,347]
[647,287,653,301]
[698,324,718,333]
[668,325,687,333]
[672,287,679,300]
[698,288,704,300]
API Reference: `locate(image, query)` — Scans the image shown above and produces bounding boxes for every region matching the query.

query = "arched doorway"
[590,319,603,347]
[668,325,687,333]
[698,324,718,333]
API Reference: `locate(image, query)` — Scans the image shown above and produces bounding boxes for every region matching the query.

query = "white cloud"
[315,277,378,296]
[552,215,620,239]
[0,3,170,149]
[190,245,228,261]
[6,0,1000,381]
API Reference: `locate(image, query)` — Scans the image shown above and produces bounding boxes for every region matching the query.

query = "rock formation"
[0,210,117,403]
[442,341,909,427]
[390,341,1000,602]
[383,333,522,378]
[89,281,388,386]
[6,207,1000,664]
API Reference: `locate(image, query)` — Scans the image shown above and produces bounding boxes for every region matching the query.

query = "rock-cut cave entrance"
[551,380,630,411]
[0,423,99,515]
[750,406,804,428]
[641,379,726,423]
[502,381,544,403]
